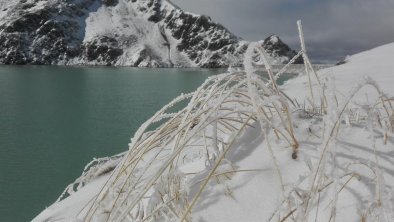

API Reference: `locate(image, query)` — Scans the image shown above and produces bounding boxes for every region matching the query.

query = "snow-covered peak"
[268,34,279,44]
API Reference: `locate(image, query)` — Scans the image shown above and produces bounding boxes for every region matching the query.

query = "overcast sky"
[171,0,394,63]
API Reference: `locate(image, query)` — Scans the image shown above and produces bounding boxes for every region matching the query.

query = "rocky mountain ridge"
[0,0,301,67]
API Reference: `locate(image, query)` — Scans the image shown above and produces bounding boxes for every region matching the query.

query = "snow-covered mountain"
[0,0,300,67]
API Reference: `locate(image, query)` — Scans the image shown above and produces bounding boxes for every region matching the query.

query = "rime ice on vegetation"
[33,21,394,222]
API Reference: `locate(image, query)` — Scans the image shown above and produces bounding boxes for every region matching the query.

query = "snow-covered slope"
[33,43,394,222]
[283,42,394,104]
[0,0,300,67]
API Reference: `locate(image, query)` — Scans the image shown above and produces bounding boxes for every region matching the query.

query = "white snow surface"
[283,42,394,104]
[33,43,394,222]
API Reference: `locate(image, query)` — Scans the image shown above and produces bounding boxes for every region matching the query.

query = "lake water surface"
[0,66,293,221]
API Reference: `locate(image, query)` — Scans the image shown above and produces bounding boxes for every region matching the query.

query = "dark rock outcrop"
[262,35,303,64]
[82,36,123,65]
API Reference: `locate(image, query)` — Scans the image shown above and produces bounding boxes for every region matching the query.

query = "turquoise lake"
[0,66,293,221]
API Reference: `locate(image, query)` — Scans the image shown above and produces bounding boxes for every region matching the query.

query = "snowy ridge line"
[33,21,394,222]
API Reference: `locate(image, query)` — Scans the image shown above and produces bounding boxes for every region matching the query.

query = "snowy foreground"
[34,42,394,222]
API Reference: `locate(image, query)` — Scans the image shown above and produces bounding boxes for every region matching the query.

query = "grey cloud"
[171,0,394,63]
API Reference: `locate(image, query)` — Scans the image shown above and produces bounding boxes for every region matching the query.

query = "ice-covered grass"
[33,21,394,222]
